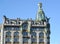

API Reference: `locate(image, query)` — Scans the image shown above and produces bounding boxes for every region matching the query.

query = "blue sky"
[0,0,60,44]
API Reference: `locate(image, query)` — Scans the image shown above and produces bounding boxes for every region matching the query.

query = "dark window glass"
[14,27,20,30]
[23,38,28,42]
[5,26,14,30]
[22,23,27,30]
[14,38,19,42]
[46,33,49,37]
[39,32,44,37]
[14,32,19,36]
[31,28,36,31]
[31,28,44,31]
[39,28,44,31]
[31,38,37,42]
[5,26,20,31]
[31,32,36,36]
[6,38,11,42]
[39,38,44,42]
[5,27,11,30]
[23,32,28,36]
[6,31,11,36]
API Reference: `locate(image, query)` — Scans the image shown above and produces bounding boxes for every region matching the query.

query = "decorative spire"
[36,3,45,21]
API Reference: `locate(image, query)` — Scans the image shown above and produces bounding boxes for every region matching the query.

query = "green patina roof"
[36,3,45,21]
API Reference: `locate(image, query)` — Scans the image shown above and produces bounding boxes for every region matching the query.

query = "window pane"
[39,32,44,37]
[14,32,19,36]
[14,38,19,42]
[14,27,20,30]
[39,28,44,31]
[31,28,37,31]
[23,38,28,42]
[6,31,11,36]
[39,38,44,42]
[23,32,28,36]
[22,23,27,30]
[31,32,36,36]
[31,38,37,42]
[31,28,44,31]
[6,38,11,42]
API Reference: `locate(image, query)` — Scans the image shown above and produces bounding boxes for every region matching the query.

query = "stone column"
[27,21,31,32]
[28,21,31,44]
[1,24,4,44]
[35,31,40,44]
[19,31,23,44]
[44,32,47,44]
[4,31,6,44]
[11,31,14,44]
[28,33,31,44]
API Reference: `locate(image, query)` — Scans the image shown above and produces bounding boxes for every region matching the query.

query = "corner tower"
[32,3,50,44]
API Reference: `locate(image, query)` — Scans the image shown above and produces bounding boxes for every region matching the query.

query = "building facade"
[0,3,50,44]
[0,25,2,44]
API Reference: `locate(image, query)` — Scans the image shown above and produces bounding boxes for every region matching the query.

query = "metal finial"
[38,3,42,9]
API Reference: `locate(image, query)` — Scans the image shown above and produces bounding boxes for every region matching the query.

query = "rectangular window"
[4,26,20,31]
[23,38,28,42]
[5,38,11,42]
[14,38,19,42]
[31,27,44,31]
[39,38,44,42]
[31,38,37,42]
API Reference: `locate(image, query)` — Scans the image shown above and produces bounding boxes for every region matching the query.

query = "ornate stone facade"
[0,3,50,44]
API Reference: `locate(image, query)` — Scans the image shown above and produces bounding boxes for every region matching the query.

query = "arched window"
[23,32,28,36]
[31,32,37,42]
[6,31,11,36]
[14,32,19,36]
[39,32,44,38]
[31,32,36,38]
[22,23,28,30]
